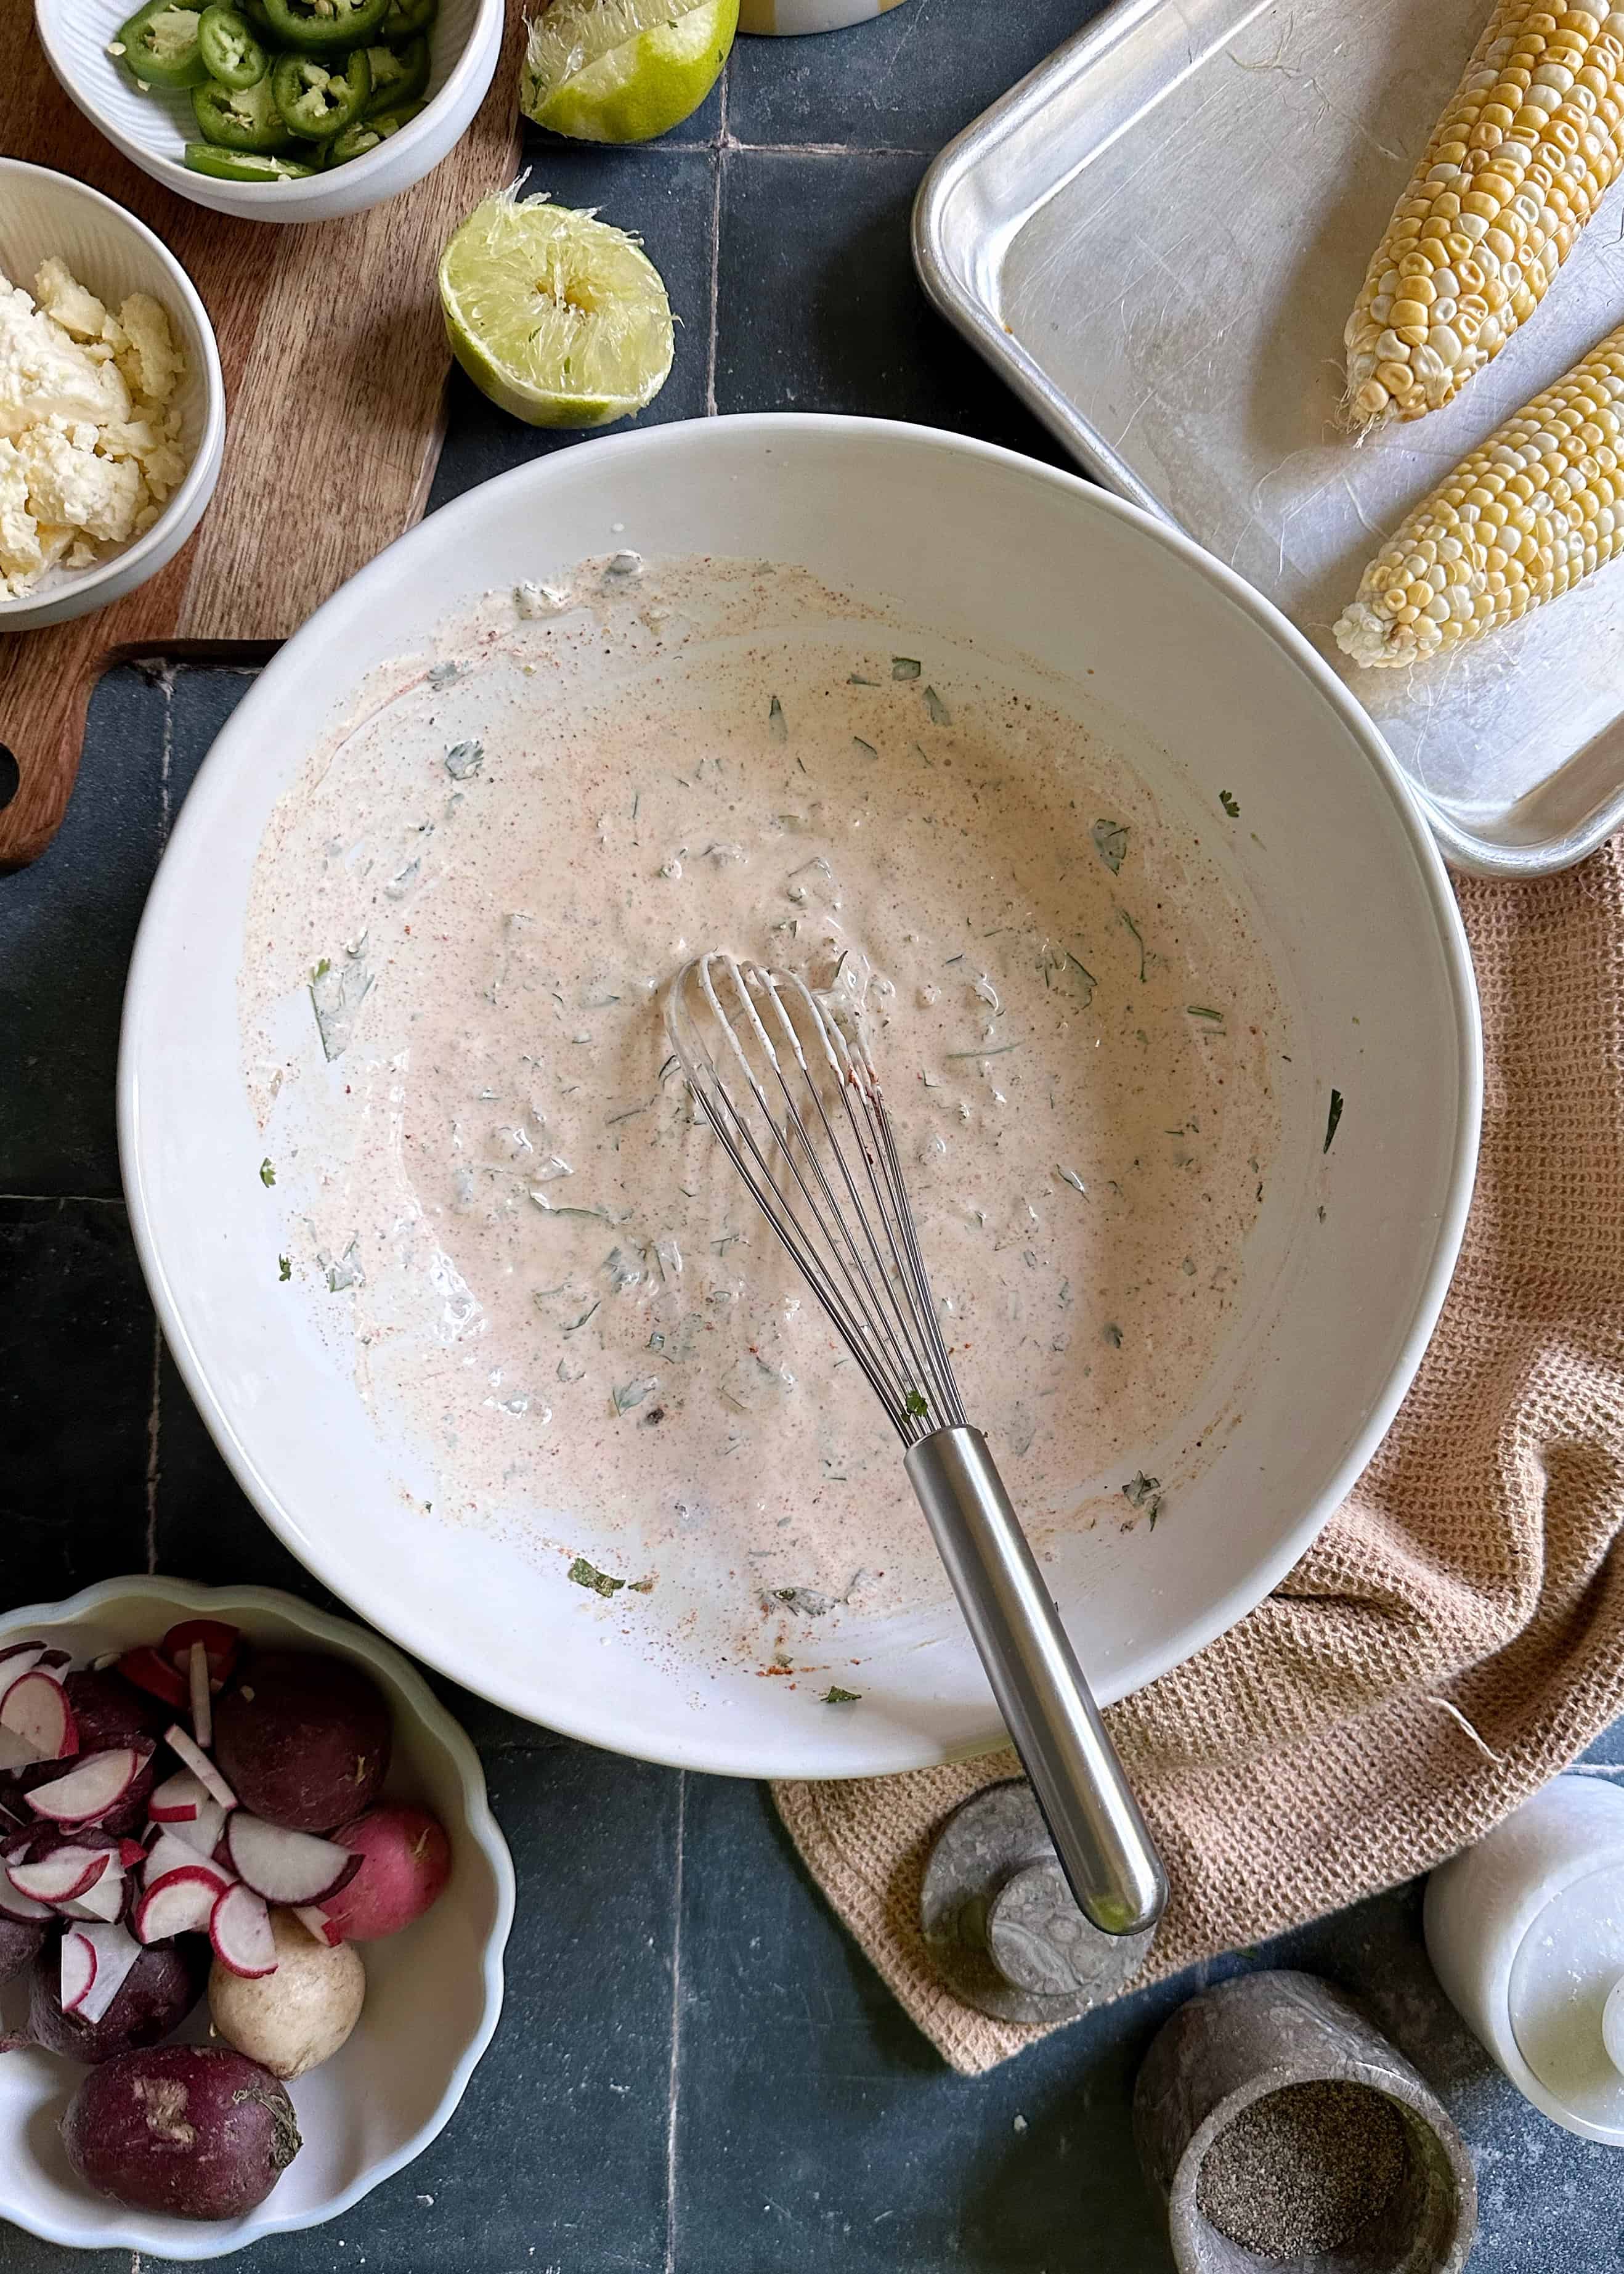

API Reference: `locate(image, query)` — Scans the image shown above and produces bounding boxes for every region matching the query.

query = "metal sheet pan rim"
[913,0,1624,880]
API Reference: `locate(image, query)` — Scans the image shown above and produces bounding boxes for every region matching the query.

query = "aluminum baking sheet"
[914,0,1624,876]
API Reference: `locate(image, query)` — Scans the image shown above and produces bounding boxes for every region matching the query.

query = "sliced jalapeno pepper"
[115,1,208,89]
[324,96,422,163]
[192,71,297,149]
[361,33,427,115]
[381,0,436,36]
[270,47,371,138]
[262,0,389,49]
[184,140,316,179]
[198,4,267,87]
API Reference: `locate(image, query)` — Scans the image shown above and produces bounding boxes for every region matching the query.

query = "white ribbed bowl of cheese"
[0,159,223,631]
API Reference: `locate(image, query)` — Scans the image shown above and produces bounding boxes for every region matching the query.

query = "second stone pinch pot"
[1133,1970,1477,2274]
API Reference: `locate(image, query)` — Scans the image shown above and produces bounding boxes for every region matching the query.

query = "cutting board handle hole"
[0,747,18,813]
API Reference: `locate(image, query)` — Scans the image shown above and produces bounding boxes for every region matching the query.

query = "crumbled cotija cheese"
[0,258,191,601]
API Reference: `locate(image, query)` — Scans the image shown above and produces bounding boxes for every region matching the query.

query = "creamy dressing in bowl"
[240,554,1283,1660]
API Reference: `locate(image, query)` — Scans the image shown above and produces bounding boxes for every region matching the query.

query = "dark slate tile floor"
[0,9,1610,2270]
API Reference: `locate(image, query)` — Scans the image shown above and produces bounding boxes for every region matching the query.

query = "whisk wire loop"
[667,953,966,1447]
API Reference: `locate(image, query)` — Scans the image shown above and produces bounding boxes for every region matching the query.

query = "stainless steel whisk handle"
[904,1425,1168,1939]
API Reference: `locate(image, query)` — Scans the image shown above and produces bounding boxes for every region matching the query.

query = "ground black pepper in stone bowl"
[1195,2079,1408,2260]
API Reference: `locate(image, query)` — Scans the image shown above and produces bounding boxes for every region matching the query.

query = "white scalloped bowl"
[0,160,223,632]
[34,0,502,225]
[0,1576,514,2262]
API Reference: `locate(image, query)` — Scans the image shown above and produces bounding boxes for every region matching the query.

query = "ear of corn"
[1333,322,1624,665]
[1344,3,1624,427]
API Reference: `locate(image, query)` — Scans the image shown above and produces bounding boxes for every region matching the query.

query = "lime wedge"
[438,193,675,429]
[521,0,738,144]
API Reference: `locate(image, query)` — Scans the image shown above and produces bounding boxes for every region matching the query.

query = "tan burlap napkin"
[773,838,1624,2076]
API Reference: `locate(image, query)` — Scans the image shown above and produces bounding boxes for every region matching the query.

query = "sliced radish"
[75,1923,143,2026]
[145,1830,231,1893]
[0,1640,47,1669]
[163,1726,236,1810]
[148,1766,207,1824]
[0,1671,76,1763]
[59,1865,125,1923]
[188,1642,213,1751]
[0,1645,46,1686]
[0,1872,52,1923]
[293,1902,344,1948]
[209,1883,278,1979]
[180,1799,227,1862]
[0,1726,43,1776]
[224,1814,360,1906]
[163,1620,240,1687]
[35,1648,71,1674]
[25,1746,150,1826]
[118,1647,189,1712]
[118,1838,147,1870]
[60,1930,96,2014]
[135,1865,221,1943]
[9,1846,110,1904]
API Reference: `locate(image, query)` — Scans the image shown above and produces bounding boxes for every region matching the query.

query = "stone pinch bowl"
[1134,1970,1477,2274]
[0,1574,515,2262]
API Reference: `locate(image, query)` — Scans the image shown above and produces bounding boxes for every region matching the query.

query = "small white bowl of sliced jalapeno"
[35,0,503,224]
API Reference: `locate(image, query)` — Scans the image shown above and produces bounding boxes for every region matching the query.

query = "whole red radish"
[0,1913,46,1988]
[23,1936,208,2064]
[211,1653,391,1833]
[63,2045,299,2219]
[321,1804,450,1941]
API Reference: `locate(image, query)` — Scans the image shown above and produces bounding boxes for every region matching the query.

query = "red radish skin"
[145,1829,233,1891]
[0,1913,46,1985]
[0,1672,77,1763]
[293,1903,343,1948]
[148,1767,207,1823]
[118,1647,189,1713]
[209,1884,278,1979]
[23,1936,208,2064]
[211,1653,391,1833]
[9,1847,112,1904]
[75,1921,144,2027]
[162,1620,240,1689]
[60,1931,97,2014]
[13,1672,168,1832]
[60,1865,127,1923]
[25,1746,150,1826]
[62,2046,299,2218]
[326,1805,452,1941]
[136,1868,222,1944]
[224,1814,362,1906]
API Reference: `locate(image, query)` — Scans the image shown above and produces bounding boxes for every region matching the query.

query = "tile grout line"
[156,666,174,841]
[662,1769,687,2274]
[143,1315,162,1575]
[704,67,729,419]
[0,1192,125,1206]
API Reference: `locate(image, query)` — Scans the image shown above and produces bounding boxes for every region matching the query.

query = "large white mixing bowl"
[120,416,1480,1779]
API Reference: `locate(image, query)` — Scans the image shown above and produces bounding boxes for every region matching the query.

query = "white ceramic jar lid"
[1509,1862,1624,2137]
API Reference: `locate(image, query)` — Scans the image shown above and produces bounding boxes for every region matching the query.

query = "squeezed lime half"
[438,192,676,429]
[521,0,738,144]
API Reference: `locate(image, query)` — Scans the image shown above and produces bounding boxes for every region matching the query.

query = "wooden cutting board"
[0,2,527,871]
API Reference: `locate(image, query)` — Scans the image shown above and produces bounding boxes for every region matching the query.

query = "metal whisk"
[667,953,1167,1939]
